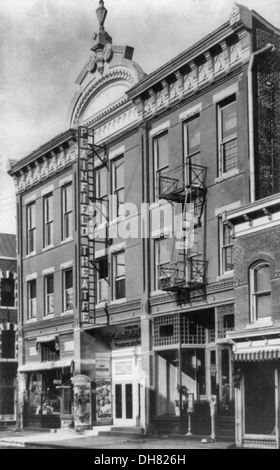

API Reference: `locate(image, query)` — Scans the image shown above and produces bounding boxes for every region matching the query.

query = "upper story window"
[43,193,53,248]
[44,274,54,316]
[1,278,15,307]
[184,115,201,186]
[97,257,109,303]
[218,95,237,175]
[155,237,172,290]
[27,279,37,319]
[1,330,15,359]
[63,268,73,312]
[27,202,36,254]
[154,132,169,199]
[62,183,73,241]
[113,251,125,300]
[41,341,60,362]
[220,221,234,275]
[250,262,271,323]
[112,157,124,219]
[96,166,108,226]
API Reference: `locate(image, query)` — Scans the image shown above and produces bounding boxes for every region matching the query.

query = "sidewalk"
[0,427,234,449]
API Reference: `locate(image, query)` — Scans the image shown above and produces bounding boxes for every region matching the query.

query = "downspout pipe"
[248,43,275,203]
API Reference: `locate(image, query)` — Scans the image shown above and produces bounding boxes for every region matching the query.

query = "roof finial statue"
[96,0,107,30]
[88,0,113,75]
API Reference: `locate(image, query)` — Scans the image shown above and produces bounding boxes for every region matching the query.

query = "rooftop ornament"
[88,0,113,75]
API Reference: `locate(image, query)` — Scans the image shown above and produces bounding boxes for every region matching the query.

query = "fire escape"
[87,131,110,324]
[157,160,208,302]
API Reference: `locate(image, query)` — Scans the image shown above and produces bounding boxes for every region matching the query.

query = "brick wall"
[255,28,280,199]
[234,226,280,330]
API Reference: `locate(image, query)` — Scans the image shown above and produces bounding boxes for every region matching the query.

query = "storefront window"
[156,350,179,416]
[181,349,206,400]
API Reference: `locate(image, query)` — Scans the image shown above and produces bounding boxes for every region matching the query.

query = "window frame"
[63,268,73,312]
[218,95,237,176]
[183,115,201,186]
[0,278,15,307]
[43,193,54,248]
[154,132,169,200]
[27,202,36,254]
[250,262,271,323]
[219,219,234,275]
[96,165,108,226]
[112,251,125,300]
[62,183,73,241]
[112,156,124,220]
[154,237,172,291]
[97,256,109,304]
[27,279,37,320]
[44,274,54,316]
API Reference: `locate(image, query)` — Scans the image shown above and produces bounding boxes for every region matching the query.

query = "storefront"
[231,331,280,449]
[19,359,74,429]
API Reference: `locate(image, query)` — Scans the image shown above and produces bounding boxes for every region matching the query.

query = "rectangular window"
[1,330,15,359]
[97,257,109,303]
[44,274,54,316]
[184,116,201,186]
[112,157,124,219]
[218,95,237,174]
[1,278,15,307]
[43,193,53,248]
[220,221,234,274]
[96,166,108,225]
[62,184,73,240]
[113,251,125,300]
[63,268,73,312]
[41,341,59,362]
[154,133,169,199]
[27,202,36,254]
[155,237,172,290]
[28,279,37,319]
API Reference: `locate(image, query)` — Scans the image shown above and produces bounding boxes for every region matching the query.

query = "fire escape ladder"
[158,161,208,300]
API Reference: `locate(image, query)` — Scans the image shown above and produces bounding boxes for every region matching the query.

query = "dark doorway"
[244,362,275,435]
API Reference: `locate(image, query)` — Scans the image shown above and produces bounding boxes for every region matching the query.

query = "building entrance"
[112,350,140,427]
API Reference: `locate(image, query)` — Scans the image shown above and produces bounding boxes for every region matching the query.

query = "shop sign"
[96,361,110,377]
[53,380,62,385]
[107,325,141,349]
[72,374,92,429]
[78,126,93,324]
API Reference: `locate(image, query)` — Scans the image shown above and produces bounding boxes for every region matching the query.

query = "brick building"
[0,233,18,425]
[8,2,280,441]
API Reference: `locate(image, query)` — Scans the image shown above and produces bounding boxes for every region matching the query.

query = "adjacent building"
[8,1,280,444]
[0,233,18,426]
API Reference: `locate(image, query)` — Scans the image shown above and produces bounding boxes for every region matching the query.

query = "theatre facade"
[9,1,280,442]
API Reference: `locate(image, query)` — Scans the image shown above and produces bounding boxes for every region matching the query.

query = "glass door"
[114,382,134,425]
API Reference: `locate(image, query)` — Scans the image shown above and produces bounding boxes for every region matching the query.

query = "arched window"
[250,262,271,323]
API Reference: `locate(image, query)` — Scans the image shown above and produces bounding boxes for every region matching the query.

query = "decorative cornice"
[206,280,234,293]
[108,299,141,315]
[22,316,74,334]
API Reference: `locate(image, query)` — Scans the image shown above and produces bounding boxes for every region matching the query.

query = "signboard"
[96,361,111,377]
[107,325,141,349]
[72,374,92,429]
[187,393,194,413]
[96,378,112,424]
[78,126,95,324]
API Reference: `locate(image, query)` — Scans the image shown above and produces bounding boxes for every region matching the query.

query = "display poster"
[72,374,92,429]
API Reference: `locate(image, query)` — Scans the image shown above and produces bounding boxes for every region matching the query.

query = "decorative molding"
[206,280,234,293]
[72,67,138,127]
[108,299,141,315]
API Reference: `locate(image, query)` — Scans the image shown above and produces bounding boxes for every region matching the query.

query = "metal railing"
[157,162,207,200]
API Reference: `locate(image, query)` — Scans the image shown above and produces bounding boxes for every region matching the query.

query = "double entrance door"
[112,351,141,426]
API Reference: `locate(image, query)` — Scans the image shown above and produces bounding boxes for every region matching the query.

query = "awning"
[234,347,280,362]
[36,334,58,344]
[18,359,74,372]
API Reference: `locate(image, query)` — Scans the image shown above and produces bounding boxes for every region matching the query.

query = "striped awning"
[234,348,280,362]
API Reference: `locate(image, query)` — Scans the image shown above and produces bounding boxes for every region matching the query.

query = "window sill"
[216,271,234,281]
[0,306,16,310]
[42,244,54,252]
[110,298,126,305]
[26,318,37,324]
[61,310,74,316]
[60,237,73,245]
[96,302,108,309]
[246,318,273,329]
[215,168,240,183]
[150,290,169,297]
[25,252,37,259]
[43,314,54,320]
